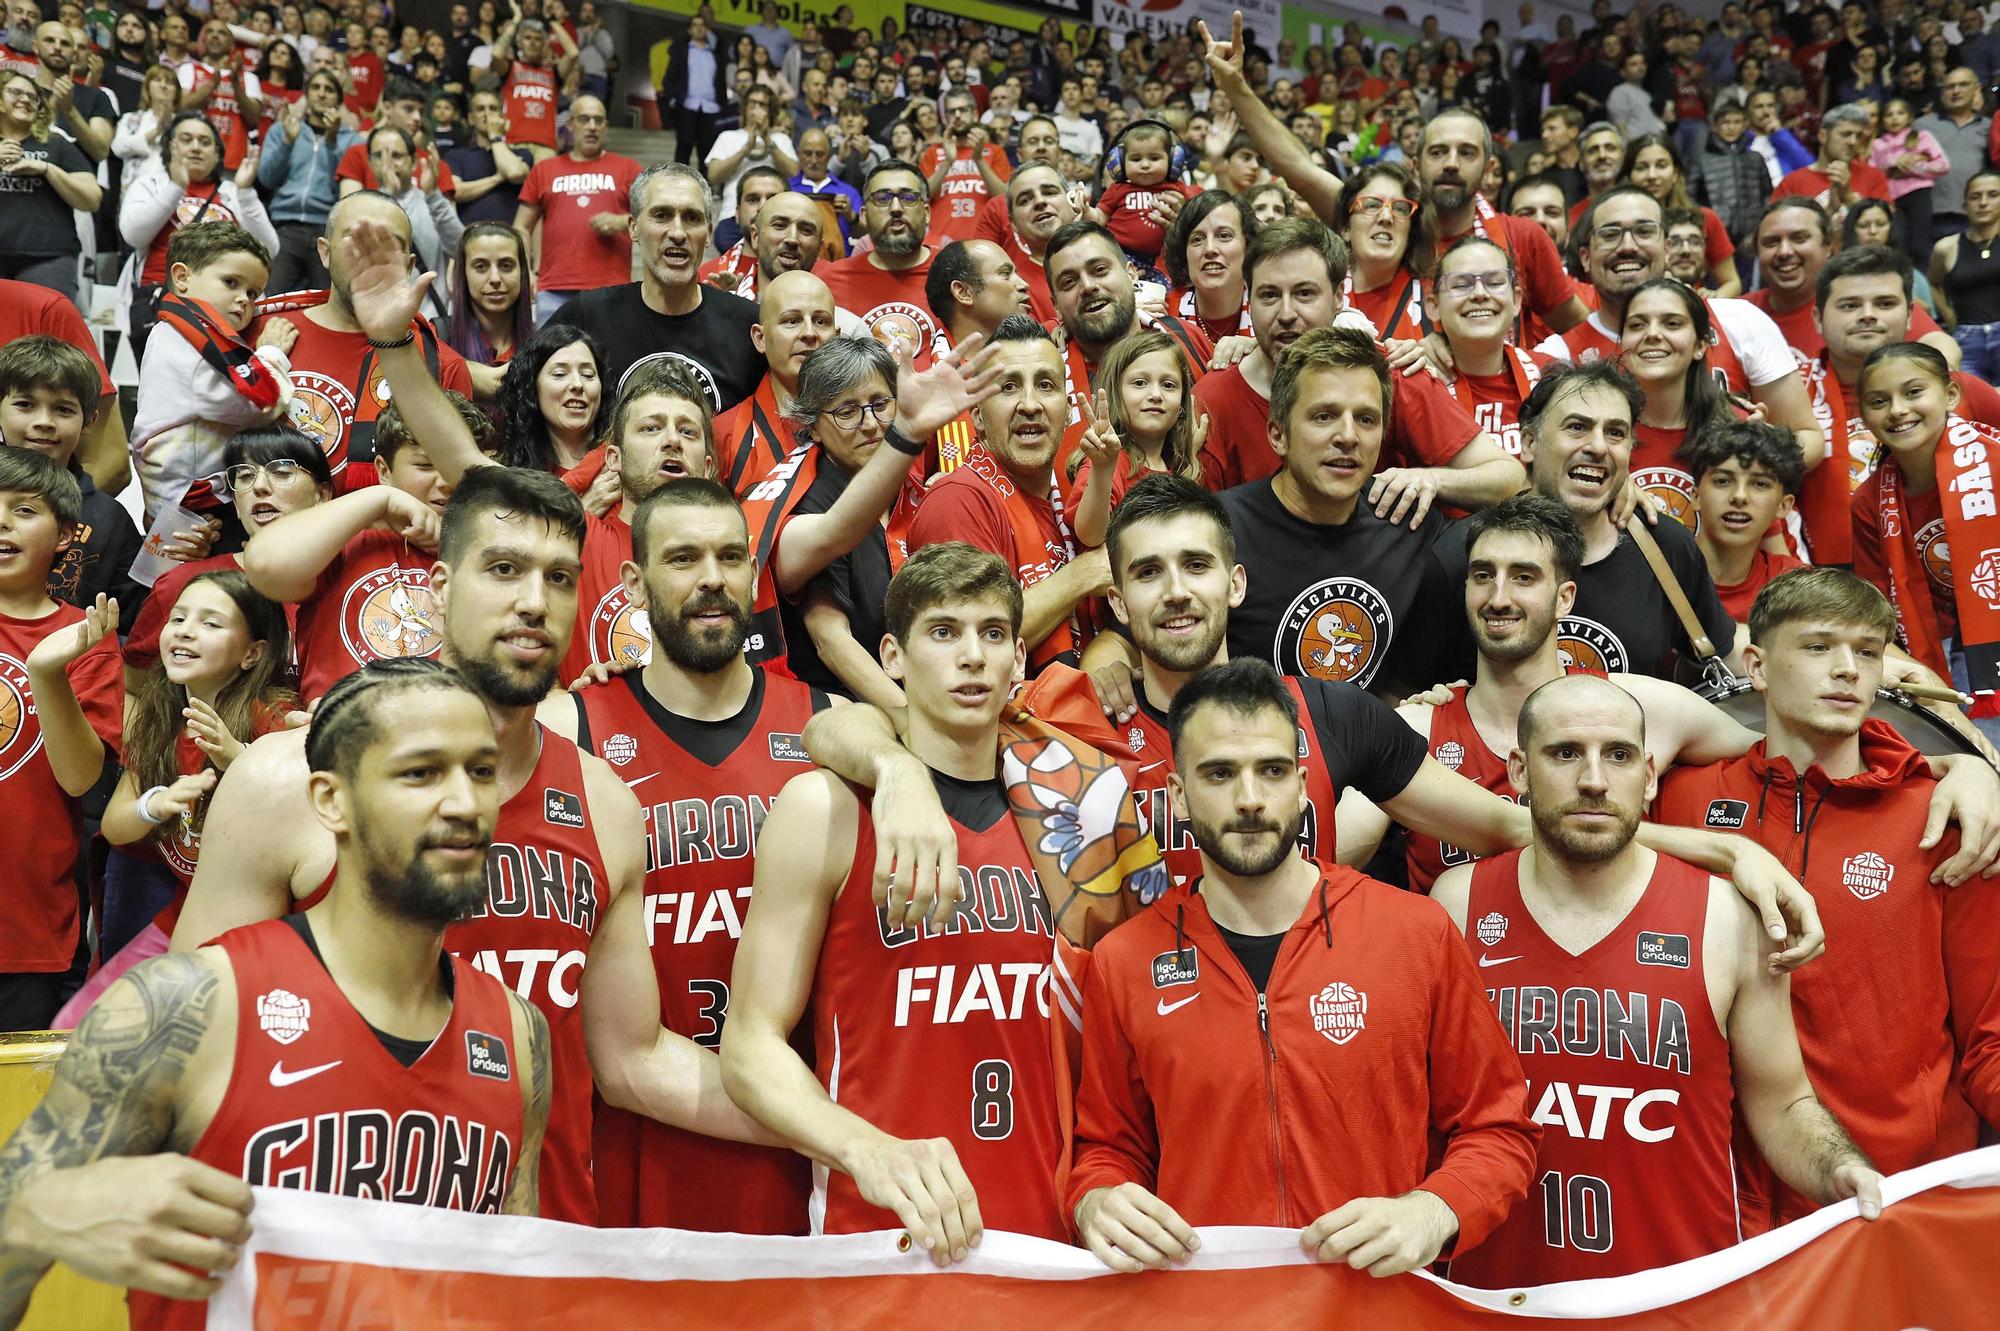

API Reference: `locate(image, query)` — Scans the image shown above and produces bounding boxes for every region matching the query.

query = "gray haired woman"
[771,331,1004,706]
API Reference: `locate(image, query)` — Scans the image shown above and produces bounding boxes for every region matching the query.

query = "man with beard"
[1432,672,1883,1286]
[1653,569,2000,1236]
[722,544,1082,1254]
[33,20,109,162]
[180,19,263,170]
[0,659,550,1324]
[1197,17,1586,342]
[975,115,1063,245]
[999,161,1076,324]
[714,270,838,495]
[816,160,944,359]
[1066,658,1538,1275]
[174,245,645,1228]
[557,163,762,412]
[1194,219,1522,525]
[250,191,474,480]
[923,89,1011,246]
[567,478,842,1234]
[513,95,640,327]
[1508,175,1574,255]
[698,167,787,295]
[905,316,1109,675]
[1533,186,1827,476]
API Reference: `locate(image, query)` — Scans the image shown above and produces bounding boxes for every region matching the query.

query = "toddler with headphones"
[1098,120,1202,279]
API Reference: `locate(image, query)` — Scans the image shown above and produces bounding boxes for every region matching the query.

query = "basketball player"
[172,461,642,1228]
[0,660,548,1325]
[1335,495,2000,892]
[571,478,845,1234]
[1654,570,2000,1232]
[1069,659,1538,1274]
[721,544,1069,1259]
[1432,673,1884,1286]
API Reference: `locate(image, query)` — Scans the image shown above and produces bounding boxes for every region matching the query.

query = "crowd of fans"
[0,0,1998,1313]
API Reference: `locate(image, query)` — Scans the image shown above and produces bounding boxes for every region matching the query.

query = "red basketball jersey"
[560,509,637,686]
[811,777,1066,1240]
[1405,687,1518,894]
[576,668,823,1233]
[503,61,561,148]
[1446,850,1740,1286]
[129,919,522,1331]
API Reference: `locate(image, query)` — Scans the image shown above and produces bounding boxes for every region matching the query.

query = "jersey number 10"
[1538,1169,1613,1253]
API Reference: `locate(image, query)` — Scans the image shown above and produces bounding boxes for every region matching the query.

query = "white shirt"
[704,127,795,216]
[1052,111,1102,165]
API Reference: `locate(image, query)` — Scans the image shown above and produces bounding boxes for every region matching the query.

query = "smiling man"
[815,159,943,360]
[711,269,838,495]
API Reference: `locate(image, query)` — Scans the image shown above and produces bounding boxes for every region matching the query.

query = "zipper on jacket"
[1257,990,1289,1223]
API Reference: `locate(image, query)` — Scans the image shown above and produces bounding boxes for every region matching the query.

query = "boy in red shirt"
[1654,568,2000,1232]
[1097,120,1199,278]
[0,449,123,1029]
[1688,421,1806,624]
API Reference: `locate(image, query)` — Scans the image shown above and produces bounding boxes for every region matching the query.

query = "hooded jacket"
[1655,720,2000,1227]
[1693,128,1777,244]
[1068,868,1538,1250]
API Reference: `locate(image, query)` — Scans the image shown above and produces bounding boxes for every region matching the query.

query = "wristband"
[366,330,417,350]
[884,423,925,457]
[135,785,171,826]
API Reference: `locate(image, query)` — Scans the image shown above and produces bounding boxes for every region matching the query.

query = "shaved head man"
[713,269,839,492]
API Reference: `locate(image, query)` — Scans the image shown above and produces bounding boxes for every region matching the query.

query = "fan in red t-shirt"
[1772,107,1893,210]
[921,92,1013,246]
[1686,422,1807,624]
[514,96,640,311]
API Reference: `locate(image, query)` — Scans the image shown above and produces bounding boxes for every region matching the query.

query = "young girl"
[1851,341,2000,730]
[1869,98,1948,268]
[1068,330,1208,547]
[1619,278,1743,528]
[1622,133,1741,296]
[47,571,295,1027]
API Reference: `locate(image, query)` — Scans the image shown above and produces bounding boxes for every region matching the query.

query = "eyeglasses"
[1666,233,1705,250]
[221,458,312,492]
[1440,269,1513,297]
[867,188,926,209]
[1590,220,1664,247]
[1349,196,1418,220]
[824,396,896,429]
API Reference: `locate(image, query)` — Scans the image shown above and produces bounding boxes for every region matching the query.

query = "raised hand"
[26,594,117,675]
[1075,388,1122,473]
[1198,11,1247,89]
[893,330,1004,440]
[234,144,260,190]
[338,215,434,343]
[150,770,221,820]
[182,698,245,770]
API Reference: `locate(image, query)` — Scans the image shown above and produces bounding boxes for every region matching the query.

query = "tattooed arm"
[503,991,549,1218]
[0,953,251,1325]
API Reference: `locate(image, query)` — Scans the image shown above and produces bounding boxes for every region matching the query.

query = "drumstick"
[1891,681,1975,707]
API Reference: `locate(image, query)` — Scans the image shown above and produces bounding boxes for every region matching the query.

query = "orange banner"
[211,1148,2000,1329]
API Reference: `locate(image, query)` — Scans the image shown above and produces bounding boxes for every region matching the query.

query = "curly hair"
[496,323,611,473]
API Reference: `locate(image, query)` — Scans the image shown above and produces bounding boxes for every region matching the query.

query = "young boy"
[239,391,497,701]
[0,337,146,633]
[128,220,296,524]
[1097,121,1200,276]
[1664,205,1709,287]
[0,449,124,1029]
[1687,420,1806,624]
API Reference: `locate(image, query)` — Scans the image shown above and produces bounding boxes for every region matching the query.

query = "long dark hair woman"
[448,221,534,401]
[497,324,610,473]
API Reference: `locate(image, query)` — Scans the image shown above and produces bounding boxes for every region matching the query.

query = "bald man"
[791,126,865,246]
[715,269,839,494]
[35,20,111,161]
[515,94,642,324]
[1431,674,1882,1286]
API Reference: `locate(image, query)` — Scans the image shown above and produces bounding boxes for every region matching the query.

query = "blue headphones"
[1104,118,1189,185]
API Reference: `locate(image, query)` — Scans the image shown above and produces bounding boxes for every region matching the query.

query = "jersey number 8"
[971,1060,1013,1141]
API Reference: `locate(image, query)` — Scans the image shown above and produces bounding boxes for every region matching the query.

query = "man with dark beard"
[1066,658,1539,1275]
[172,234,647,1227]
[1046,221,1212,437]
[0,660,550,1323]
[1431,672,1883,1286]
[815,160,944,358]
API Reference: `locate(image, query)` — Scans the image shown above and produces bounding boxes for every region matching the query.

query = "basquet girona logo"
[0,653,42,782]
[589,585,652,669]
[1276,578,1391,687]
[339,566,443,664]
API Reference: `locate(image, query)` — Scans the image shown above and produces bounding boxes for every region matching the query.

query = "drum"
[1696,678,1980,757]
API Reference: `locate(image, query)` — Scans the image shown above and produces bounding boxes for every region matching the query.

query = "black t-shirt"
[443,141,523,224]
[1215,921,1286,993]
[45,468,146,635]
[555,282,762,415]
[105,54,148,117]
[1217,478,1456,696]
[865,96,908,141]
[778,459,891,698]
[0,135,91,257]
[68,84,114,135]
[1431,515,1735,680]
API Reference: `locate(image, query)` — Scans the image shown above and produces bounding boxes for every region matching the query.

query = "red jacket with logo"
[1654,721,2000,1228]
[1068,871,1538,1247]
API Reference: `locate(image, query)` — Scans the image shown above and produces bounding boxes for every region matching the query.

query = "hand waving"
[1075,389,1122,473]
[338,216,434,344]
[183,697,246,770]
[893,330,1004,441]
[26,594,118,676]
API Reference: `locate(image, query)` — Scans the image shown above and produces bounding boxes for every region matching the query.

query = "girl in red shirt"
[1622,133,1742,297]
[1620,278,1745,529]
[1068,331,1207,548]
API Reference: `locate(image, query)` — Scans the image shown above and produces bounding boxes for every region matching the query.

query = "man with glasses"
[1917,68,1990,245]
[817,160,944,361]
[514,94,640,327]
[1663,207,1709,286]
[923,90,1011,246]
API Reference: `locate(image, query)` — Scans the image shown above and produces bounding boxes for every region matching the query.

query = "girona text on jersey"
[1488,985,1695,1141]
[877,863,1054,1028]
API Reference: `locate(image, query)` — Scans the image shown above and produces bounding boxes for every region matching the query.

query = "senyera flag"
[211,1147,2000,1329]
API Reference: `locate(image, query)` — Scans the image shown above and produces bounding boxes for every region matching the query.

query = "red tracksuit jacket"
[1068,869,1539,1249]
[1655,720,2000,1229]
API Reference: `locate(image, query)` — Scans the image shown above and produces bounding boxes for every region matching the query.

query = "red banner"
[210,1148,2000,1329]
